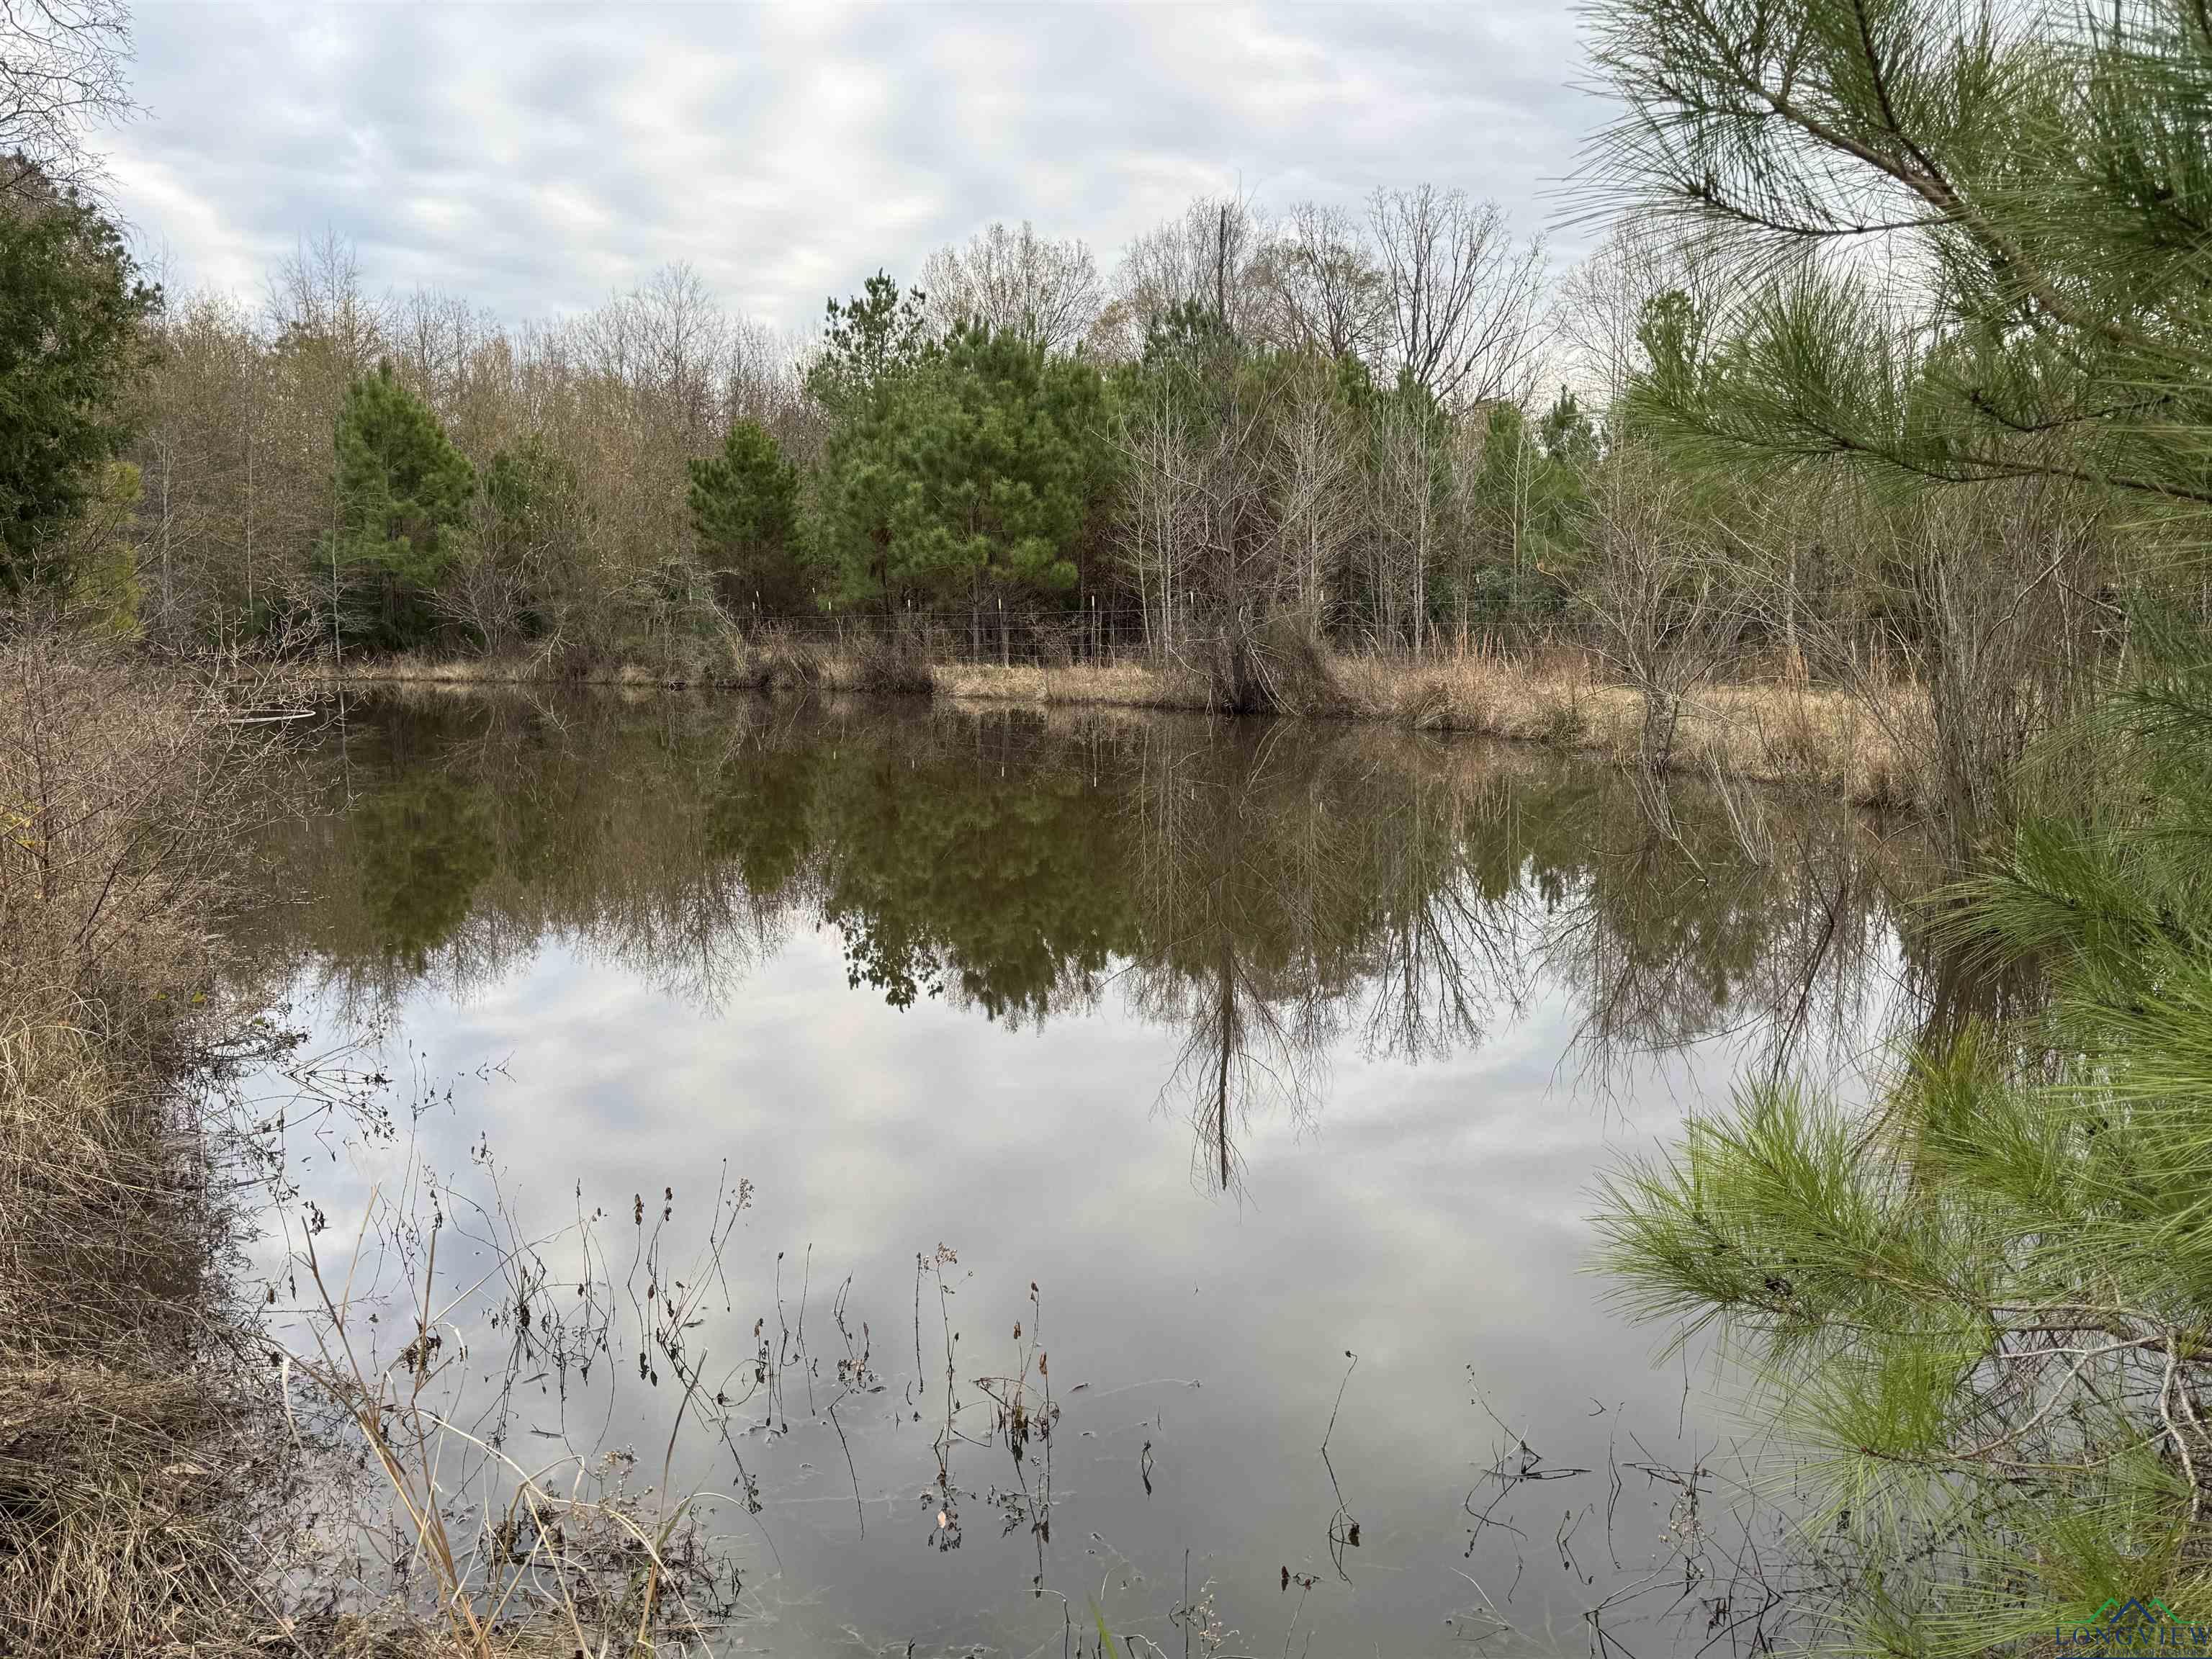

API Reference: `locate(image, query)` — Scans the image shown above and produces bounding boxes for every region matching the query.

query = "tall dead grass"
[942,649,1925,807]
[345,624,942,699]
[930,658,1213,711]
[1333,651,1923,808]
[0,631,316,1655]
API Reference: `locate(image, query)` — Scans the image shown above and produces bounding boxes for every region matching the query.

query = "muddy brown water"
[236,691,1923,1657]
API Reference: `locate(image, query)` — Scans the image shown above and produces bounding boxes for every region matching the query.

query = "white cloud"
[111,1,1599,331]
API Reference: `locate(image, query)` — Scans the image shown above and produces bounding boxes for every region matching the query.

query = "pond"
[235,691,1927,1658]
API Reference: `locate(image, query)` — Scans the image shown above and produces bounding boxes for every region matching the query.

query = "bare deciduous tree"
[1107,194,1272,349]
[1269,363,1363,627]
[1369,394,1454,655]
[1578,446,1749,782]
[1368,185,1546,409]
[1552,220,1730,413]
[0,0,132,197]
[920,220,1102,352]
[1112,336,1340,709]
[1113,375,1200,657]
[1262,202,1386,362]
[722,317,805,434]
[266,229,390,377]
[392,287,490,411]
[638,264,731,450]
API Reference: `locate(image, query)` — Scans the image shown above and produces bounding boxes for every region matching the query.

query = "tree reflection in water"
[239,690,1939,1190]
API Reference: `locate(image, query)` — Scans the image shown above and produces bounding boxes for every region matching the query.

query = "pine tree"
[325,359,474,649]
[806,273,935,611]
[883,320,1108,603]
[688,419,802,615]
[808,271,933,413]
[807,289,1112,611]
[0,181,158,595]
[1589,0,2212,509]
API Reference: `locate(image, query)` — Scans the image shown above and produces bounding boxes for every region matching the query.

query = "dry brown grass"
[1331,652,1926,808]
[347,629,937,698]
[942,649,1927,807]
[930,658,1213,710]
[335,653,537,685]
[331,649,676,688]
[331,640,1929,805]
[0,1354,282,1655]
[0,634,320,1655]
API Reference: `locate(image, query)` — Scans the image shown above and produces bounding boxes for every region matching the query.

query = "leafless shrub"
[1204,606,1341,716]
[1748,475,2111,850]
[1575,447,1750,782]
[741,629,824,696]
[845,625,934,697]
[431,546,535,658]
[1109,344,1346,714]
[0,630,306,992]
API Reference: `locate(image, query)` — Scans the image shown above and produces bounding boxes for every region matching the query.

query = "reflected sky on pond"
[238,693,1923,1656]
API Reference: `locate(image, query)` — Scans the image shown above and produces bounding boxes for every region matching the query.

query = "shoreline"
[322,649,1925,809]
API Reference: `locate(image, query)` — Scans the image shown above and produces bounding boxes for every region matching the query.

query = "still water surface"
[241,692,1923,1657]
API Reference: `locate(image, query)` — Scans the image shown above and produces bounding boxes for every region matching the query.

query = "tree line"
[6,120,2178,847]
[89,190,1611,669]
[6,162,2167,831]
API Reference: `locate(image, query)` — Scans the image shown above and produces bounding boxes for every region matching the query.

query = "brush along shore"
[327,643,1927,810]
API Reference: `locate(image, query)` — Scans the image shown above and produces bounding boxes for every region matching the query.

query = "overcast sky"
[104,2,1603,337]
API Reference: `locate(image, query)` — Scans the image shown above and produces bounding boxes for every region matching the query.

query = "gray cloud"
[109,2,1599,333]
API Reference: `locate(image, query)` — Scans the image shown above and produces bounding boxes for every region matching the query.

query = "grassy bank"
[943,653,1920,806]
[330,644,1927,809]
[0,639,302,1655]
